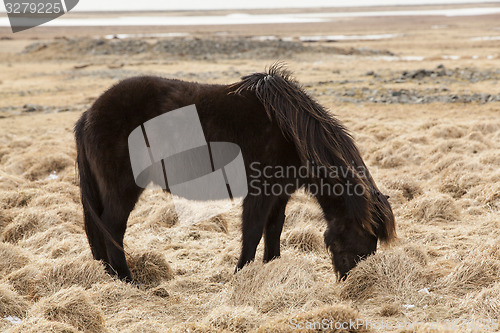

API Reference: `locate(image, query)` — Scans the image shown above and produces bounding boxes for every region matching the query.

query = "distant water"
[59,0,500,12]
[0,0,500,12]
[0,6,499,27]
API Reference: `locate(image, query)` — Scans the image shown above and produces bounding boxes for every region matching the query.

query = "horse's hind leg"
[100,188,142,282]
[235,194,274,271]
[263,195,290,263]
[101,211,131,281]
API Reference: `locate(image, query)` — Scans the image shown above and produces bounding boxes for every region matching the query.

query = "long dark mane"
[230,63,396,242]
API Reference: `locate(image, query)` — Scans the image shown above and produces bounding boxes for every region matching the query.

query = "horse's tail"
[231,63,395,242]
[74,112,125,256]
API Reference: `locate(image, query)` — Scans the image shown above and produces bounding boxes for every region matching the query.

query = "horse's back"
[88,76,200,129]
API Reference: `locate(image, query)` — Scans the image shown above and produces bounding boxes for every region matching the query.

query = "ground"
[0,4,499,332]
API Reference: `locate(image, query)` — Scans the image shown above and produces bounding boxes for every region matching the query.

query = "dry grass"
[438,253,500,296]
[0,283,29,319]
[128,251,174,287]
[0,242,30,276]
[408,193,461,223]
[257,305,370,333]
[8,318,80,333]
[204,305,262,332]
[461,283,500,319]
[1,208,63,243]
[1,10,500,332]
[0,189,38,209]
[30,286,105,332]
[284,225,325,253]
[129,190,178,230]
[227,256,331,313]
[340,249,428,303]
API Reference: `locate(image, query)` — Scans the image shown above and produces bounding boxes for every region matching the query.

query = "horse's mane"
[230,63,396,243]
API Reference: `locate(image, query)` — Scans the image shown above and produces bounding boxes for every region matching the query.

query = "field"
[0,5,500,332]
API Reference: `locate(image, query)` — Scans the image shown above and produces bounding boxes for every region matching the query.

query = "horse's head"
[319,188,395,280]
[323,214,378,280]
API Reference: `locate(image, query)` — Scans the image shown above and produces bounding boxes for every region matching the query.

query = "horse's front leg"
[263,195,290,263]
[235,194,274,271]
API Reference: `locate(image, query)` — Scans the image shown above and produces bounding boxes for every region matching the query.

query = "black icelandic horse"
[75,64,396,283]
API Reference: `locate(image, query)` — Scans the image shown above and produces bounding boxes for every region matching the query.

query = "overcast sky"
[1,0,500,12]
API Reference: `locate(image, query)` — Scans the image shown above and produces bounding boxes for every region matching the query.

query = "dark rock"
[22,104,41,112]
